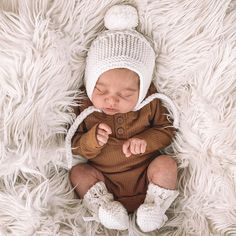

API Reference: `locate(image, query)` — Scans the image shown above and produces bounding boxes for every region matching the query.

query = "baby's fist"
[122,138,147,157]
[96,123,112,146]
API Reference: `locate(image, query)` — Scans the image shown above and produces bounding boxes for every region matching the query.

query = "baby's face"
[91,68,139,115]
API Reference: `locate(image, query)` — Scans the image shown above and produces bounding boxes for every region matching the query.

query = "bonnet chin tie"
[65,93,179,169]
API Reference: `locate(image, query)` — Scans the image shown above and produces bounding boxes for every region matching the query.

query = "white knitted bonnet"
[65,5,179,169]
[84,4,156,109]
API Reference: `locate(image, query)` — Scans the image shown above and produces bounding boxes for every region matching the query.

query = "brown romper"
[72,84,175,213]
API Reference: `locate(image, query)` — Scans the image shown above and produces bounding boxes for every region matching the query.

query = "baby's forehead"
[98,69,139,84]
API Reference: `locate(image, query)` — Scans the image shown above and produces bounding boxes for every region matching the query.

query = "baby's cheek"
[94,100,102,109]
[121,101,135,113]
[91,95,102,107]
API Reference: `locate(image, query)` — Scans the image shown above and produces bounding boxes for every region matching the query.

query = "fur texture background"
[0,0,235,235]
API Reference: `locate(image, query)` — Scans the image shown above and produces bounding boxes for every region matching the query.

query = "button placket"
[115,114,125,137]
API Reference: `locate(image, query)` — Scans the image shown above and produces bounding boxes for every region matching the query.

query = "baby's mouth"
[103,107,118,114]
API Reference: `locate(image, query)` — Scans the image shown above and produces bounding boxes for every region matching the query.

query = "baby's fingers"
[96,127,109,146]
[122,141,132,157]
[97,128,109,138]
[98,123,112,134]
[140,141,147,153]
[130,140,146,155]
[130,142,138,154]
[97,134,108,146]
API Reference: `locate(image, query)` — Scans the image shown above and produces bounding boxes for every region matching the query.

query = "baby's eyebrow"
[96,82,137,92]
[96,82,106,87]
[122,88,138,92]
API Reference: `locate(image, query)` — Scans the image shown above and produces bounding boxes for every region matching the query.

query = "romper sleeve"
[71,106,103,159]
[134,98,176,154]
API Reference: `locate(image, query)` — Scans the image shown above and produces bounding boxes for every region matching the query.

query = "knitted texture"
[104,5,138,30]
[83,181,113,215]
[136,183,179,232]
[83,181,129,230]
[84,5,156,110]
[99,201,129,230]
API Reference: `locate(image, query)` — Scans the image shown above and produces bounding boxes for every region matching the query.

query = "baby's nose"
[106,96,118,106]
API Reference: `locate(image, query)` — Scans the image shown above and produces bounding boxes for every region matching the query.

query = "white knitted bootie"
[83,181,129,230]
[136,183,179,232]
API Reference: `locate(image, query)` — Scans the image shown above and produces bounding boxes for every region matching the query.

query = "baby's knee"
[69,163,90,184]
[70,163,105,185]
[147,155,177,188]
[149,155,177,171]
[157,155,177,171]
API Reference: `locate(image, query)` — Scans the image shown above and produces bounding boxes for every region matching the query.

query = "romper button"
[117,127,124,135]
[117,117,124,124]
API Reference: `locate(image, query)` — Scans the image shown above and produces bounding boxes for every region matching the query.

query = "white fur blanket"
[0,0,235,235]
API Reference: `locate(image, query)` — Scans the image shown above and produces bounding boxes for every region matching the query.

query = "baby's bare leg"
[147,155,177,190]
[69,163,105,198]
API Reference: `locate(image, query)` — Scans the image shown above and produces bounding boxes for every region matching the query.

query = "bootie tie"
[136,183,179,232]
[83,181,129,230]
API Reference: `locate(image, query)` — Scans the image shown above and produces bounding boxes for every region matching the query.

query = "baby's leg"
[69,163,129,230]
[136,155,179,232]
[69,163,105,198]
[147,155,177,189]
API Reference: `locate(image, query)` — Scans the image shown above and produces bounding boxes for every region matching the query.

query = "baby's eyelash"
[95,87,104,93]
[119,93,133,98]
[124,94,132,97]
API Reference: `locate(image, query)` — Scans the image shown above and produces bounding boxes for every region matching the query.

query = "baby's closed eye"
[119,92,134,98]
[95,86,106,94]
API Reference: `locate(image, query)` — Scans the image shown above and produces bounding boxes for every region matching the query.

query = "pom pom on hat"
[104,5,138,30]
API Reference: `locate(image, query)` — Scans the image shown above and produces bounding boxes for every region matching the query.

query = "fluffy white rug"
[0,0,235,235]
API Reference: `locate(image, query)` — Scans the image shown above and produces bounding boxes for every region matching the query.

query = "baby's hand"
[96,123,112,146]
[122,138,147,157]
